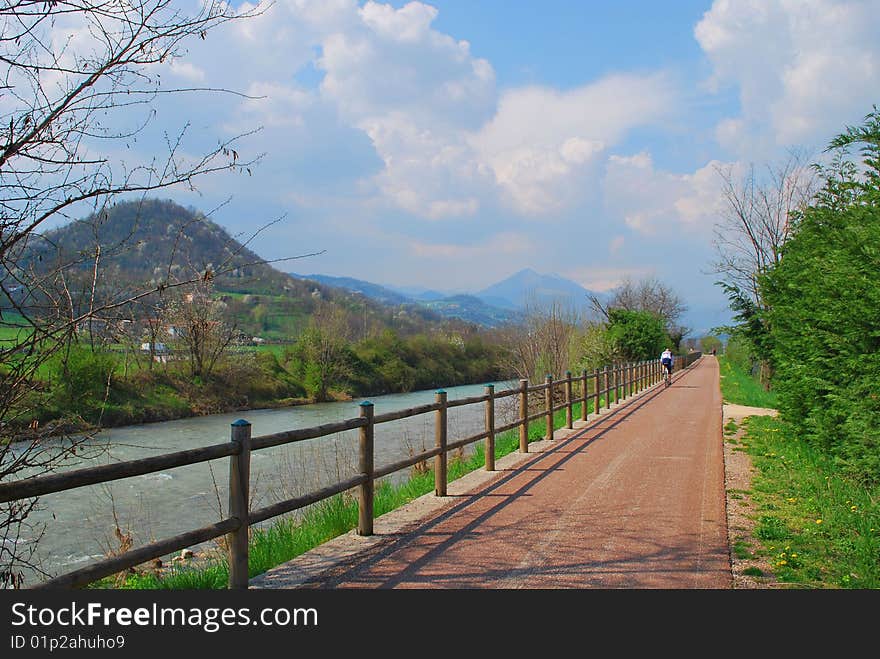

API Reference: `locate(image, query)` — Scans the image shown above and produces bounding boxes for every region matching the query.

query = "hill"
[20,198,451,340]
[292,273,412,307]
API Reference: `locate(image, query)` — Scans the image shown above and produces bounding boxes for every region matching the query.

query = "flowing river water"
[10,381,519,585]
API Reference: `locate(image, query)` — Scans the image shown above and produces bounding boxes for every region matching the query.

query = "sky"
[77,1,880,333]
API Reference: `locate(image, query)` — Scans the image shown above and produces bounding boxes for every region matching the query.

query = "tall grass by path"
[104,395,610,589]
[718,354,777,409]
[719,358,879,588]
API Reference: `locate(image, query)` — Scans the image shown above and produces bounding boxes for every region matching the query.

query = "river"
[9,380,519,585]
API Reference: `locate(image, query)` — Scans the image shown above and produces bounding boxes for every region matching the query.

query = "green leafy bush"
[761,106,880,483]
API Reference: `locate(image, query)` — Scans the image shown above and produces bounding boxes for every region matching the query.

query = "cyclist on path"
[661,348,674,380]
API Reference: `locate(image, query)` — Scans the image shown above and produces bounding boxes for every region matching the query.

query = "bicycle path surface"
[251,355,729,589]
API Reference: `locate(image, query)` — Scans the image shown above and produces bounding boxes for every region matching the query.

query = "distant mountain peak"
[476,269,594,312]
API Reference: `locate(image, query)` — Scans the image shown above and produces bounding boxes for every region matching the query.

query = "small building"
[141,342,170,362]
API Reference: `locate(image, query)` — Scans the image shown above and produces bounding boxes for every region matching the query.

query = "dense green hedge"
[761,106,880,484]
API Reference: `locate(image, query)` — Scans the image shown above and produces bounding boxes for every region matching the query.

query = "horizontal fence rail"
[3,352,702,589]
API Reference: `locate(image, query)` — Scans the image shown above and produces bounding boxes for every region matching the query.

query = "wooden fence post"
[519,379,529,453]
[565,371,573,429]
[228,419,251,590]
[594,368,601,415]
[545,374,554,440]
[613,364,619,405]
[484,384,495,471]
[581,369,589,422]
[603,366,609,410]
[358,401,375,536]
[435,390,447,496]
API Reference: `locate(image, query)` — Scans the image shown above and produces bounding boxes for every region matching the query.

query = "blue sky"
[86,1,880,333]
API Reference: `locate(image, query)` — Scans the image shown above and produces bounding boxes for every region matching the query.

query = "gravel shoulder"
[722,403,779,588]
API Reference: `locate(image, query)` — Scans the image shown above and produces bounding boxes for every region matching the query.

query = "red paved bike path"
[251,356,730,589]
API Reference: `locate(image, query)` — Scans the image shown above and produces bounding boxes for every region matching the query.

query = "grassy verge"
[719,356,880,588]
[101,395,611,589]
[718,355,777,408]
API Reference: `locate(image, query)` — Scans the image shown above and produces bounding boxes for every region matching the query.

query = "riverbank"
[9,390,326,443]
[9,343,511,442]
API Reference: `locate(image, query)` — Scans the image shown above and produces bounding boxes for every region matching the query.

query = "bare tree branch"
[0,0,271,586]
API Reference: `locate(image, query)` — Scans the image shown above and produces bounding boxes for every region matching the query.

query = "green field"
[0,311,30,344]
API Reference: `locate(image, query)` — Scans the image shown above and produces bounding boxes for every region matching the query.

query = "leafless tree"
[588,275,689,346]
[166,280,236,380]
[710,149,819,385]
[711,149,819,306]
[0,0,273,587]
[499,296,580,383]
[588,276,686,325]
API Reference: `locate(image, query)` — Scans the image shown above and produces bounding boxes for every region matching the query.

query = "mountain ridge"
[294,273,522,328]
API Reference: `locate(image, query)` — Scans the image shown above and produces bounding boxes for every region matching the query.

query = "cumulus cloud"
[603,152,730,236]
[173,1,679,220]
[695,0,880,153]
[471,74,675,215]
[319,2,496,127]
[236,82,314,128]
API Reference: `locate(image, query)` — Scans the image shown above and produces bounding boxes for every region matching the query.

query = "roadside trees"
[588,276,688,350]
[761,107,880,483]
[711,151,818,388]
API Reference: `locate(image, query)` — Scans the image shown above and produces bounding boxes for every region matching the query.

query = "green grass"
[719,358,880,589]
[0,311,31,344]
[100,392,622,589]
[718,355,778,408]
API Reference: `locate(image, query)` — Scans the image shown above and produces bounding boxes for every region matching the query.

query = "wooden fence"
[0,352,702,589]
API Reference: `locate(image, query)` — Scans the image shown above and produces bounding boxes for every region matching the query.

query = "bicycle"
[663,365,672,387]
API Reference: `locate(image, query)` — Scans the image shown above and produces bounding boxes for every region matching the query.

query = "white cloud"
[563,266,653,293]
[161,2,680,221]
[695,0,880,153]
[359,1,438,42]
[237,82,314,128]
[410,232,529,259]
[603,152,730,236]
[168,60,206,82]
[471,75,675,215]
[319,3,496,127]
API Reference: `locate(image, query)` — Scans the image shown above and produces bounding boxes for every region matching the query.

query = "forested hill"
[30,198,303,295]
[21,198,450,335]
